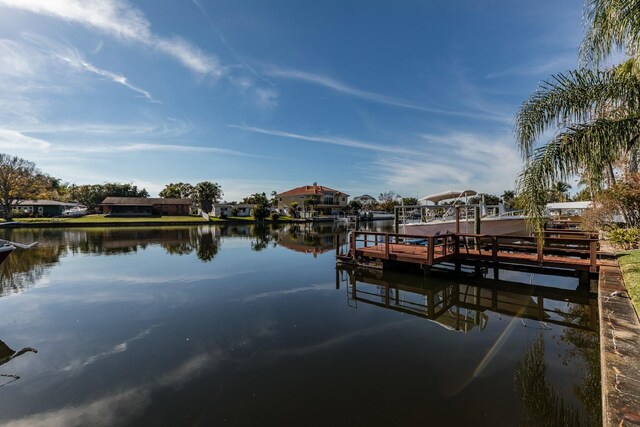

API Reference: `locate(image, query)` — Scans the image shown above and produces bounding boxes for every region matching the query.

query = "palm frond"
[580,0,640,66]
[515,68,640,157]
[517,114,640,235]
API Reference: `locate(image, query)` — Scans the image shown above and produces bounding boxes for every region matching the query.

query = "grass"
[8,214,296,224]
[16,214,208,223]
[617,250,640,313]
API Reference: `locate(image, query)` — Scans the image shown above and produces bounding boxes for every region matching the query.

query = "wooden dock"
[336,231,613,274]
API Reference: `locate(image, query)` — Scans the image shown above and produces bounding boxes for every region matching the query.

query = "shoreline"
[0,218,313,228]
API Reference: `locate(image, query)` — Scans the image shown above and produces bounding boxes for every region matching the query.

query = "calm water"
[0,223,600,426]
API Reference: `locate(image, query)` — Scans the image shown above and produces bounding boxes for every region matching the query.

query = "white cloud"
[229,124,415,155]
[3,353,220,427]
[363,132,522,196]
[263,66,509,121]
[57,50,156,101]
[0,0,224,78]
[0,128,51,151]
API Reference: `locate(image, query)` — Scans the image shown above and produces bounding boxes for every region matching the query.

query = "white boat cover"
[419,190,477,204]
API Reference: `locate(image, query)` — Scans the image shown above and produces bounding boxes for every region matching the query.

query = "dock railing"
[339,230,600,272]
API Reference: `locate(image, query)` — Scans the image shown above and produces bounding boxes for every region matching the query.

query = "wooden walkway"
[337,231,613,273]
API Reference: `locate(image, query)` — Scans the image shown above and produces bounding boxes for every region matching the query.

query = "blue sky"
[0,0,585,201]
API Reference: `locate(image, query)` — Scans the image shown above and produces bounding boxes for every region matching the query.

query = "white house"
[211,203,255,217]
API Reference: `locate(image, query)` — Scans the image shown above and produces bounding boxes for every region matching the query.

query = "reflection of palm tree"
[514,334,586,426]
[195,231,219,262]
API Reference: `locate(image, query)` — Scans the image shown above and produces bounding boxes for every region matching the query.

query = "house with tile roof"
[276,182,349,216]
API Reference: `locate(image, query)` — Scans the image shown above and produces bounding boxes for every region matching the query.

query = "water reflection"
[336,266,598,333]
[0,340,37,387]
[337,265,601,426]
[0,224,351,296]
[0,223,601,426]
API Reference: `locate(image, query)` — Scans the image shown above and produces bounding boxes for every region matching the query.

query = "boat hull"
[0,245,15,265]
[403,217,529,236]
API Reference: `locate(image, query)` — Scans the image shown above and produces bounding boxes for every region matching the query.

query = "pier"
[336,230,613,275]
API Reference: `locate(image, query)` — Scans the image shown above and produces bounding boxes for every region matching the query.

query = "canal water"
[0,223,600,426]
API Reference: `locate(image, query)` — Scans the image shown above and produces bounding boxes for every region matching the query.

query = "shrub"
[608,227,640,250]
[269,212,280,221]
[218,213,227,219]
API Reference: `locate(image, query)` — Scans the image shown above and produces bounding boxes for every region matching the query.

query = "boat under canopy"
[419,190,477,205]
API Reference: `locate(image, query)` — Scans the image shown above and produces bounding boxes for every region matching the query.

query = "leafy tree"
[159,182,193,199]
[469,193,501,205]
[0,154,50,220]
[501,190,516,208]
[288,202,299,217]
[547,181,572,203]
[347,200,362,214]
[68,182,149,211]
[377,191,397,213]
[194,181,222,213]
[242,192,270,206]
[401,197,418,206]
[246,193,271,220]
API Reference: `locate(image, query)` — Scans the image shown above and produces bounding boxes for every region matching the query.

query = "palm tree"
[194,181,223,214]
[515,0,640,235]
[548,181,572,203]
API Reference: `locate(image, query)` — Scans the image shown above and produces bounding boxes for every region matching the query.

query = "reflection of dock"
[337,231,614,276]
[336,266,598,333]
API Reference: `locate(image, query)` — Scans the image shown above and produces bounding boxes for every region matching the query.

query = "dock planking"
[337,230,612,273]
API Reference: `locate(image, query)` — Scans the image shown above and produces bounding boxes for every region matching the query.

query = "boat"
[0,243,14,265]
[360,211,395,221]
[61,205,88,217]
[401,190,530,236]
[0,239,38,266]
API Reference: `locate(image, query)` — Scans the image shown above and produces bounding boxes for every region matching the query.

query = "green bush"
[609,227,640,250]
[269,212,280,221]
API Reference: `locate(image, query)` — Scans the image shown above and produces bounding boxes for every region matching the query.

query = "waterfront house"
[276,183,349,216]
[211,203,254,217]
[352,194,377,206]
[17,200,79,217]
[101,197,191,216]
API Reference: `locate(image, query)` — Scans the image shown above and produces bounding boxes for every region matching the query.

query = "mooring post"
[350,231,356,258]
[589,240,597,272]
[455,205,460,234]
[394,208,399,233]
[474,206,481,234]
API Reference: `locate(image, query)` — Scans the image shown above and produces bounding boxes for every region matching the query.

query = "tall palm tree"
[515,0,640,235]
[194,181,223,214]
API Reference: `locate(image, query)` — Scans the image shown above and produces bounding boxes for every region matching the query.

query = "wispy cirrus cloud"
[485,54,577,79]
[263,66,509,122]
[0,0,224,78]
[0,128,51,151]
[229,123,415,155]
[362,132,522,196]
[56,49,156,101]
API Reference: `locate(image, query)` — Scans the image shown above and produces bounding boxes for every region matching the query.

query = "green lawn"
[17,214,208,223]
[9,214,295,224]
[617,250,640,313]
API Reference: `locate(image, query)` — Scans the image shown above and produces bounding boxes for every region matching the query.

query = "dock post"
[350,231,356,258]
[474,206,481,234]
[455,206,460,234]
[394,208,399,233]
[589,240,597,272]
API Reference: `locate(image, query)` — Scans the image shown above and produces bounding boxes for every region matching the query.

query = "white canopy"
[546,201,592,210]
[419,190,477,204]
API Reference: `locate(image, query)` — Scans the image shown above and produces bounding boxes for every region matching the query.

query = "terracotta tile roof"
[101,197,190,206]
[277,184,349,197]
